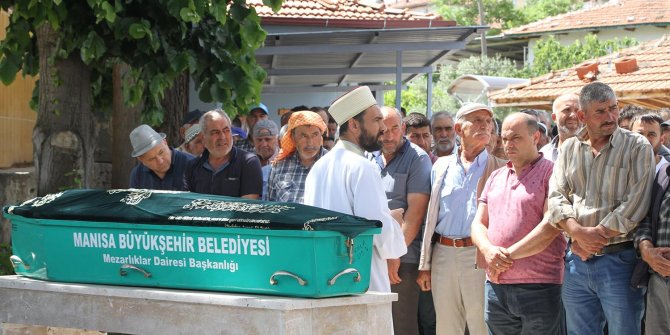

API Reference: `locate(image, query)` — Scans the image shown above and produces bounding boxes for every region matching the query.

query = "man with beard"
[431,112,457,157]
[369,107,431,335]
[417,103,507,335]
[549,82,653,335]
[185,109,263,199]
[304,87,406,293]
[540,93,582,162]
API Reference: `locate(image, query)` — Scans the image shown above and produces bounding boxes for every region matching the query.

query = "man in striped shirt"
[548,82,654,335]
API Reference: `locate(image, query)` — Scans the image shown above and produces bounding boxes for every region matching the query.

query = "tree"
[388,34,637,115]
[529,34,638,77]
[433,0,584,35]
[434,0,521,35]
[0,0,282,194]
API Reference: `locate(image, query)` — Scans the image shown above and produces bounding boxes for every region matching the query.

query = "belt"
[593,241,634,256]
[433,233,473,248]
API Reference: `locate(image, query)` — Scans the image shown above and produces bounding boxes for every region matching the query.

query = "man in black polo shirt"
[184,109,263,199]
[129,124,194,190]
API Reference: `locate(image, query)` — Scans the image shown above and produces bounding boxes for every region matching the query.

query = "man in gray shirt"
[368,106,431,335]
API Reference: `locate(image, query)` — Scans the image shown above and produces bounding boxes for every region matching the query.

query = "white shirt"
[657,156,669,174]
[303,140,407,292]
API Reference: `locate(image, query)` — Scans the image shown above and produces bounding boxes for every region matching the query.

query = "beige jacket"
[418,151,507,271]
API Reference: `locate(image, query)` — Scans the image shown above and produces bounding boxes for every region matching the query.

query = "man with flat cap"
[417,103,506,335]
[303,86,407,293]
[129,124,194,190]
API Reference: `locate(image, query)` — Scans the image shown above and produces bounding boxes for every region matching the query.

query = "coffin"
[4,189,381,298]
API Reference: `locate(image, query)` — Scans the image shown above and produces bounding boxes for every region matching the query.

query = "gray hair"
[200,109,231,134]
[579,82,616,111]
[431,111,454,126]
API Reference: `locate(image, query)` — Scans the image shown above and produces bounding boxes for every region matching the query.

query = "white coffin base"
[0,276,395,335]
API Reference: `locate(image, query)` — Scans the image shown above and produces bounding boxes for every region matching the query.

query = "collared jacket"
[418,151,507,271]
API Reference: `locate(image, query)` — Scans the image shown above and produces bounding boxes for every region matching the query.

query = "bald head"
[501,113,540,165]
[504,113,539,136]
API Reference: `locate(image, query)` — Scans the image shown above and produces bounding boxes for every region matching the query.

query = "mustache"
[303,146,318,151]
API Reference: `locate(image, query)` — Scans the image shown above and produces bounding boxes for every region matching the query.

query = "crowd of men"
[128,81,670,335]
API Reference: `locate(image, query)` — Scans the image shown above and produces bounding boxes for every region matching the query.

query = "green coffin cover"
[5,189,381,238]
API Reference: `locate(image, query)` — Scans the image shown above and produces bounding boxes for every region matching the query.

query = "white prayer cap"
[328,86,377,125]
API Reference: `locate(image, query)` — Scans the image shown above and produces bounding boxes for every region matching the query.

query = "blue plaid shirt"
[264,148,328,203]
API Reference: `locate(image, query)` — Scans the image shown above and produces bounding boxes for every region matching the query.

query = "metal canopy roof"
[255,26,486,94]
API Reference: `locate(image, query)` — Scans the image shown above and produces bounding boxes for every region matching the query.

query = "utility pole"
[476,0,487,58]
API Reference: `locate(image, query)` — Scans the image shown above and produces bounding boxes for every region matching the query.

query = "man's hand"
[488,267,502,283]
[483,245,513,273]
[570,240,591,261]
[390,208,405,226]
[387,258,402,285]
[641,241,670,277]
[569,225,608,254]
[416,270,431,291]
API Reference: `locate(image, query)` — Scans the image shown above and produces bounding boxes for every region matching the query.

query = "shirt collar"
[577,126,623,149]
[337,139,365,156]
[505,152,544,174]
[456,147,488,168]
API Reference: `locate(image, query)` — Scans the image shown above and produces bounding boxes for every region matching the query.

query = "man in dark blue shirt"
[184,110,263,198]
[129,124,194,190]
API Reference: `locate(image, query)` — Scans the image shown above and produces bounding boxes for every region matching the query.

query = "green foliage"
[522,0,583,23]
[388,34,639,116]
[529,34,638,76]
[0,243,13,276]
[0,0,285,122]
[433,0,583,35]
[385,55,524,118]
[435,0,520,35]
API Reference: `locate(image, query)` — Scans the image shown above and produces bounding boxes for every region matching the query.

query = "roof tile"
[249,0,439,22]
[505,0,670,36]
[489,36,670,109]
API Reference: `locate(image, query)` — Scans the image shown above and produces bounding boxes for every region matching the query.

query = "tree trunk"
[158,72,189,148]
[111,63,142,189]
[33,24,95,196]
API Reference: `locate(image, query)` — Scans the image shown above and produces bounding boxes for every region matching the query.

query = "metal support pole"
[426,69,433,118]
[395,51,402,111]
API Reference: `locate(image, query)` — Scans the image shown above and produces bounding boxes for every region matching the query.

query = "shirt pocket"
[382,172,408,195]
[600,165,628,202]
[276,179,295,202]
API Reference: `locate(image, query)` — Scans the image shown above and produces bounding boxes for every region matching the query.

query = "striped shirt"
[548,127,655,245]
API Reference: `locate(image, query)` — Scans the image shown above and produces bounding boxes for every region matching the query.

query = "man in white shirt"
[540,93,582,162]
[303,86,407,293]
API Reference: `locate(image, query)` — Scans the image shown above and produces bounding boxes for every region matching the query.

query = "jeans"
[562,247,645,335]
[485,281,565,335]
[418,290,436,335]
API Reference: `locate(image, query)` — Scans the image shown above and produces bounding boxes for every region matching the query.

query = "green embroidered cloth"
[5,189,381,238]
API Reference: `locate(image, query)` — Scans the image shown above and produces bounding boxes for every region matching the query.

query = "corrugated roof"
[504,0,670,37]
[488,35,670,110]
[249,0,454,28]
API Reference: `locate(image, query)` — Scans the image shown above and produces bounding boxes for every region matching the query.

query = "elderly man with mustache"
[549,82,654,335]
[417,103,507,335]
[264,111,328,203]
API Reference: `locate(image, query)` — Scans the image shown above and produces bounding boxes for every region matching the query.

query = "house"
[500,0,670,64]
[488,35,670,110]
